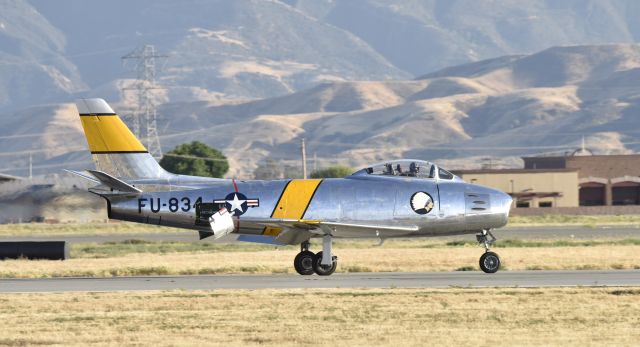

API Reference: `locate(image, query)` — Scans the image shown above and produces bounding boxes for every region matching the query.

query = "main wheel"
[312,251,337,276]
[294,251,315,275]
[479,251,501,273]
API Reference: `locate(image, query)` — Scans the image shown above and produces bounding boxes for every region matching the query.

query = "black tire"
[312,251,337,276]
[479,251,501,274]
[294,251,315,275]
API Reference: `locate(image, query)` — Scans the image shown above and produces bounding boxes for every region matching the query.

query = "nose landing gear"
[476,229,500,273]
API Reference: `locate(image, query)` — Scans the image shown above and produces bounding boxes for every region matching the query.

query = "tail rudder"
[76,98,169,180]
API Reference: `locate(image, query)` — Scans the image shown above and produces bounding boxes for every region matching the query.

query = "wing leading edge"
[239,218,419,245]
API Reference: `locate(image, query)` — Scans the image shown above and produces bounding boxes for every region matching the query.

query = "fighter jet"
[69,99,513,276]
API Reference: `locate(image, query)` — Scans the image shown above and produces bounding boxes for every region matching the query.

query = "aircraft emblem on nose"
[411,191,434,214]
[214,192,259,216]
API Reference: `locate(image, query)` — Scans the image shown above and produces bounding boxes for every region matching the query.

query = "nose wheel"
[476,229,500,273]
[479,251,501,273]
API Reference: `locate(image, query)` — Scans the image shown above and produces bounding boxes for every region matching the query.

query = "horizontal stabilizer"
[86,170,142,193]
[64,169,100,184]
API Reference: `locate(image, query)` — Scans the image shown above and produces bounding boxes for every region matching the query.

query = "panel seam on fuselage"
[301,179,323,219]
[262,180,292,236]
[269,180,292,218]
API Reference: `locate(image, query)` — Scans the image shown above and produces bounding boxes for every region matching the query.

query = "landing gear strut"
[293,237,338,276]
[476,229,500,273]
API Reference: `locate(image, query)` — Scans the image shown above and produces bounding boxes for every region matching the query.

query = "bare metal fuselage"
[104,174,512,243]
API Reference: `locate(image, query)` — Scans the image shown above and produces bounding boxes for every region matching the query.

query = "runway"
[1,270,639,293]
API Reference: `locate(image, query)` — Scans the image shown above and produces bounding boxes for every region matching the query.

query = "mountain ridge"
[2,44,638,178]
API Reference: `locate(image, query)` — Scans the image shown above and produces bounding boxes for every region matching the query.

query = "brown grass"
[0,222,183,236]
[2,245,640,278]
[0,287,638,346]
[508,214,640,227]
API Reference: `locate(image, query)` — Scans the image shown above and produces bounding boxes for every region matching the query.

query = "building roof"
[452,168,579,175]
[522,153,640,160]
[509,191,563,200]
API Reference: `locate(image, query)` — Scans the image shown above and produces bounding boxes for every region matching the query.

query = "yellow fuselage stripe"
[264,179,322,236]
[80,115,147,153]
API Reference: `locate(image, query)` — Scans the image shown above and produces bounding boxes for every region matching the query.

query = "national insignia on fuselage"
[214,192,259,216]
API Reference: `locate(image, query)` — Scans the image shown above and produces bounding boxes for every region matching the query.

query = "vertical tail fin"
[76,98,170,180]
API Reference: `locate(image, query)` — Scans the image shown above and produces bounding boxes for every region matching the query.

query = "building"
[453,168,579,208]
[453,151,640,208]
[523,154,640,206]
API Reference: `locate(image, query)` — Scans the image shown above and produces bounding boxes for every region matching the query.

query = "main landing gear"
[477,229,500,274]
[293,237,337,276]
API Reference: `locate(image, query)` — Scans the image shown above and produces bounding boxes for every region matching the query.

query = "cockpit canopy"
[352,159,457,180]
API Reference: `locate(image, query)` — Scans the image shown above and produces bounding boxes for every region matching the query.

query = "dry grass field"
[1,240,640,278]
[1,222,639,278]
[0,287,638,346]
[0,222,184,236]
[508,214,640,227]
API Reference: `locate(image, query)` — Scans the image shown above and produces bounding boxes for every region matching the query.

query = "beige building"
[523,154,640,206]
[453,169,579,208]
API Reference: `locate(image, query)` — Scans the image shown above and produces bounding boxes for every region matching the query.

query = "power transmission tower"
[121,45,167,158]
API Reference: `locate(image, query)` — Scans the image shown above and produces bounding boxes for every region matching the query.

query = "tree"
[310,165,353,178]
[159,141,229,178]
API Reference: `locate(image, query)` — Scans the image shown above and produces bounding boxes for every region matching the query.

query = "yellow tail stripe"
[264,179,322,236]
[80,115,147,153]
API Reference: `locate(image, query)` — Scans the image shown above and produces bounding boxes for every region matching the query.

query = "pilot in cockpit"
[383,163,394,175]
[409,162,419,177]
[396,164,403,175]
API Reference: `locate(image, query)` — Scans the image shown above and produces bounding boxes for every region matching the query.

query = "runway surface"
[1,226,639,244]
[1,270,639,293]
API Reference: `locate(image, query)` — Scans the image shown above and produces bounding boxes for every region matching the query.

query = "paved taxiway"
[1,270,639,293]
[1,226,639,244]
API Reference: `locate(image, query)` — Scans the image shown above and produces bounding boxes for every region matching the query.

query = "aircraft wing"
[238,218,419,245]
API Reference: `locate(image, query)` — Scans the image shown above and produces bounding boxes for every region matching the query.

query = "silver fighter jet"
[69,99,513,276]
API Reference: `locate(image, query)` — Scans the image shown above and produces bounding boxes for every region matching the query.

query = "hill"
[2,44,638,177]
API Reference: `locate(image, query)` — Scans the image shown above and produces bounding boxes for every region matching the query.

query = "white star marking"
[228,193,246,213]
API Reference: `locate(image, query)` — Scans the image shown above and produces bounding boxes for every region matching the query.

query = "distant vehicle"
[69,99,512,275]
